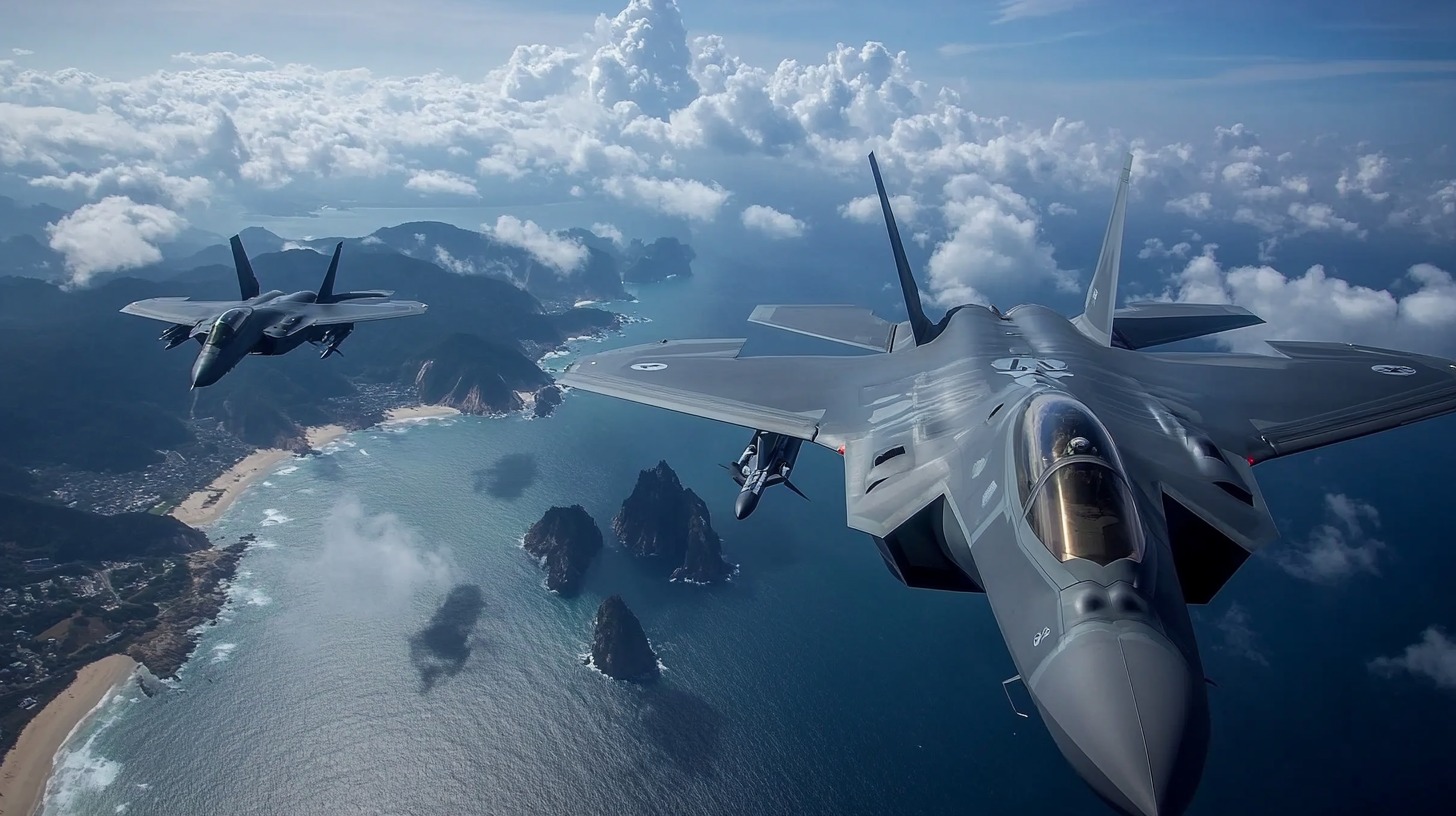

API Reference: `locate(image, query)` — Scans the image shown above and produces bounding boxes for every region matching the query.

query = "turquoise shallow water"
[40,251,1456,816]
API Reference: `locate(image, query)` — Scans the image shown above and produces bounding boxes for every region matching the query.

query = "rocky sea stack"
[614,461,735,584]
[587,595,659,681]
[522,505,603,595]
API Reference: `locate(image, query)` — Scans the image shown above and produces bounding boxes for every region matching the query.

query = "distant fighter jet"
[121,236,427,387]
[561,153,1456,815]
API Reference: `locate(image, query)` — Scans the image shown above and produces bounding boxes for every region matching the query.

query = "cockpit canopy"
[1016,393,1144,566]
[206,307,251,346]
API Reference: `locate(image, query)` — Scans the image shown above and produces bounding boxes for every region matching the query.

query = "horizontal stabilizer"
[748,304,896,352]
[1111,302,1264,350]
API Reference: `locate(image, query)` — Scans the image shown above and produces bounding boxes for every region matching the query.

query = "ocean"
[41,247,1456,816]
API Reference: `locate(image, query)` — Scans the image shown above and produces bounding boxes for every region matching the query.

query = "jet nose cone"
[733,490,760,520]
[1031,626,1209,816]
[190,348,222,388]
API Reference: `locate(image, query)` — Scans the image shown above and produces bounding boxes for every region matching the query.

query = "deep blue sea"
[41,245,1456,816]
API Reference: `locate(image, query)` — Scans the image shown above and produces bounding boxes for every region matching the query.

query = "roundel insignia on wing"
[1371,364,1417,376]
[631,362,668,371]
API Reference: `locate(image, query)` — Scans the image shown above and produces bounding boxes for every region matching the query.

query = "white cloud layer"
[482,215,588,273]
[0,0,1452,291]
[1165,246,1456,356]
[1274,493,1385,585]
[45,196,186,287]
[602,174,728,221]
[1369,628,1456,692]
[405,169,480,197]
[741,204,805,238]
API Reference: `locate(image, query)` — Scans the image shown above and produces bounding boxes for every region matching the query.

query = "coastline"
[166,423,347,528]
[2,403,464,814]
[167,405,460,528]
[0,654,137,816]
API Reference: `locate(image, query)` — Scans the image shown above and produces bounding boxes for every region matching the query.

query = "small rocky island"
[586,595,659,681]
[521,505,603,595]
[614,461,735,584]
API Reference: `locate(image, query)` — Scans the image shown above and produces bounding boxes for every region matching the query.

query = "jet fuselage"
[851,302,1216,816]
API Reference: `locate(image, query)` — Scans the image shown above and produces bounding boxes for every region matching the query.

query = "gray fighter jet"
[561,153,1456,815]
[121,236,427,387]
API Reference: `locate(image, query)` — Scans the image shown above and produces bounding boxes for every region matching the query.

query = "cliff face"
[613,461,735,584]
[587,595,658,681]
[521,505,603,595]
[408,333,555,416]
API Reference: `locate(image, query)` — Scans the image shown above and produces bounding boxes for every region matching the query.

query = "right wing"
[560,338,891,445]
[120,298,238,325]
[1137,341,1456,462]
[748,304,897,352]
[300,300,428,325]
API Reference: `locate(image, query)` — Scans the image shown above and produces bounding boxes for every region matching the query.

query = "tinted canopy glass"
[206,307,250,346]
[1016,393,1143,565]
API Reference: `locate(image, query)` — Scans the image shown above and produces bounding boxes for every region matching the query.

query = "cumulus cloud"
[1165,246,1456,355]
[1214,603,1268,665]
[839,193,918,224]
[1337,153,1392,202]
[741,204,805,238]
[29,164,212,207]
[1274,493,1385,585]
[1167,192,1213,219]
[404,169,480,197]
[602,174,729,221]
[310,498,455,617]
[45,196,186,287]
[589,0,698,119]
[1138,237,1191,260]
[591,222,625,245]
[483,215,588,273]
[172,51,275,69]
[926,173,1072,306]
[12,49,33,57]
[1046,202,1077,216]
[0,0,1449,263]
[1369,628,1456,692]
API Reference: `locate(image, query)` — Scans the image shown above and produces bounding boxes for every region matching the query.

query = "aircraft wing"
[1138,341,1456,461]
[560,338,891,443]
[301,300,428,325]
[120,298,238,325]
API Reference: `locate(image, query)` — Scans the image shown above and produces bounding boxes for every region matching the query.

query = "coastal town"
[0,398,461,815]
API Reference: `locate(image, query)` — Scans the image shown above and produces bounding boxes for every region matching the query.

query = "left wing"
[1135,341,1456,461]
[560,338,892,445]
[300,300,428,326]
[120,298,239,325]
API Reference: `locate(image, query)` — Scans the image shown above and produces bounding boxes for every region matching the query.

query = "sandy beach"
[166,423,348,528]
[0,654,137,816]
[167,408,455,528]
[382,404,460,423]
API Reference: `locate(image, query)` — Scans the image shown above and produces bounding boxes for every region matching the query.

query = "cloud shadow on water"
[408,584,485,692]
[638,685,724,777]
[472,453,538,499]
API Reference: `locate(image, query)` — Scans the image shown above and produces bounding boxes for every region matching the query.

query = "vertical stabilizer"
[1076,152,1133,346]
[230,235,261,300]
[868,153,934,345]
[318,242,343,303]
